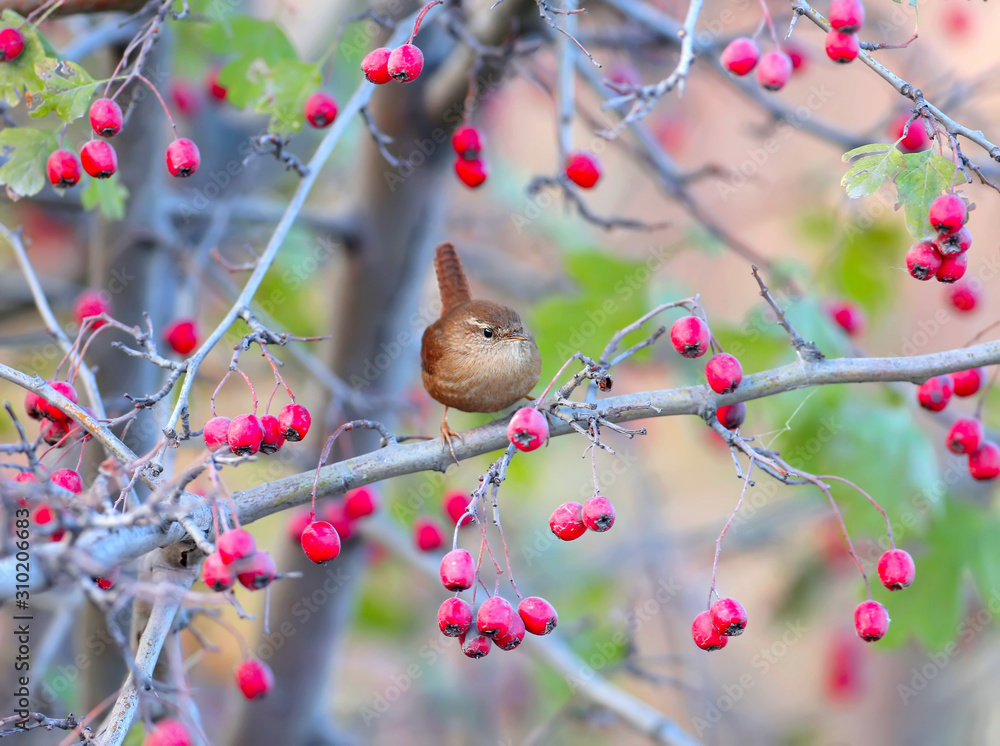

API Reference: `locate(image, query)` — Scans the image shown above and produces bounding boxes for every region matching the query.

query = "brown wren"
[421,242,542,457]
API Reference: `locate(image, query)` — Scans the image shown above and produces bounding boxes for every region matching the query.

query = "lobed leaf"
[840,143,906,199]
[30,59,100,123]
[895,149,957,239]
[0,127,60,197]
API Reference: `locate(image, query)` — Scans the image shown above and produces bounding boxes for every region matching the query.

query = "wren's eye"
[482,328,494,339]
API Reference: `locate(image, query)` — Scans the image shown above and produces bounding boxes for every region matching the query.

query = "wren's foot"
[440,408,464,464]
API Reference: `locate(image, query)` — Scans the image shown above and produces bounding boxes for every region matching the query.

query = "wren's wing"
[433,242,472,315]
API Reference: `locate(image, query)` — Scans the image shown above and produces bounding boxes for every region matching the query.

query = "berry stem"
[407,0,443,43]
[133,74,179,138]
[708,458,756,608]
[757,0,781,47]
[816,474,894,549]
[816,480,872,599]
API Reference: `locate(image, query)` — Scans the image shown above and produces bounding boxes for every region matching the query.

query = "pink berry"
[387,43,424,82]
[203,416,232,452]
[705,353,743,394]
[454,157,488,188]
[42,381,78,422]
[89,98,123,138]
[207,68,227,101]
[227,414,264,456]
[442,490,474,527]
[829,0,865,32]
[171,80,201,117]
[0,28,25,62]
[74,290,111,328]
[493,613,526,651]
[720,37,760,76]
[785,42,809,72]
[201,551,235,591]
[321,500,356,541]
[829,300,864,335]
[916,375,953,411]
[235,658,274,699]
[460,633,491,658]
[361,47,393,85]
[258,414,285,454]
[165,319,199,354]
[905,241,942,281]
[300,520,342,564]
[877,548,915,590]
[237,550,277,590]
[304,91,338,128]
[935,226,971,256]
[440,548,476,591]
[947,417,984,455]
[969,441,1000,481]
[438,597,474,637]
[549,501,587,541]
[414,517,445,551]
[278,403,311,442]
[476,595,516,638]
[892,113,931,153]
[716,402,747,430]
[165,138,200,178]
[952,367,984,397]
[51,468,82,494]
[946,282,979,312]
[607,61,642,87]
[80,140,118,179]
[710,597,748,636]
[692,610,728,651]
[756,50,792,92]
[928,194,968,235]
[40,418,69,446]
[564,151,602,189]
[345,486,379,519]
[825,30,860,63]
[670,315,711,358]
[854,599,889,642]
[24,391,45,420]
[46,149,81,188]
[518,596,558,635]
[935,252,968,284]
[452,126,483,159]
[507,407,549,452]
[143,718,193,746]
[581,495,615,532]
[217,528,256,565]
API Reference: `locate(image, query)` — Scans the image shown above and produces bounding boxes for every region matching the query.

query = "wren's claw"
[440,408,464,465]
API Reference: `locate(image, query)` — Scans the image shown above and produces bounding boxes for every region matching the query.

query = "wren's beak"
[507,334,529,341]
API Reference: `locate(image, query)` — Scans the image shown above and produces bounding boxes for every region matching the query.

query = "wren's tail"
[433,242,472,314]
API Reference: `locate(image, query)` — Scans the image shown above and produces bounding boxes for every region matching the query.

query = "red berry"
[278,403,311,442]
[829,0,865,32]
[387,43,424,82]
[361,47,392,85]
[207,68,227,101]
[46,149,81,188]
[825,30,859,63]
[74,290,111,328]
[258,414,285,454]
[202,551,235,591]
[438,597,473,637]
[905,241,942,281]
[460,632,491,658]
[935,225,971,256]
[227,414,264,456]
[171,80,201,117]
[854,599,889,642]
[235,658,273,699]
[916,375,953,411]
[946,417,983,454]
[705,353,743,394]
[581,495,615,532]
[826,631,866,701]
[454,157,489,188]
[286,507,312,543]
[442,490,474,527]
[493,613,526,651]
[51,468,82,494]
[785,42,809,72]
[80,140,118,178]
[345,486,379,519]
[24,391,45,420]
[414,517,445,551]
[716,402,747,430]
[165,138,200,178]
[720,37,760,76]
[143,718,193,746]
[440,548,476,591]
[89,98,123,138]
[40,418,69,446]
[952,367,984,397]
[32,503,64,541]
[507,407,548,452]
[451,126,483,159]
[670,316,711,358]
[476,595,516,638]
[935,251,968,284]
[892,114,931,153]
[946,282,979,312]
[237,550,277,590]
[42,381,78,422]
[692,610,728,651]
[0,28,25,62]
[877,548,915,590]
[518,596,558,635]
[564,151,602,189]
[203,416,231,452]
[969,441,1000,481]
[756,50,792,92]
[304,91,338,128]
[928,194,968,235]
[549,501,587,541]
[710,597,748,636]
[829,300,864,335]
[321,500,356,541]
[300,520,342,564]
[165,319,199,354]
[217,528,256,565]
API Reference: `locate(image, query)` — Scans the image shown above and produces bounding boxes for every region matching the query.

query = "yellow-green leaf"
[30,59,99,122]
[0,127,59,197]
[841,143,906,199]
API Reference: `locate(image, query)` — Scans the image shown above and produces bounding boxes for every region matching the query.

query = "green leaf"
[251,59,321,134]
[29,59,99,122]
[841,143,906,199]
[0,127,59,197]
[202,18,297,109]
[0,11,47,106]
[824,219,907,316]
[895,150,957,239]
[81,175,129,220]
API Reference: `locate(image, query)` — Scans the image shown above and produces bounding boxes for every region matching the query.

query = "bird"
[421,242,542,459]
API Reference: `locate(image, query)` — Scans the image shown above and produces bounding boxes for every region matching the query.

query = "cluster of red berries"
[854,548,916,641]
[917,368,999,480]
[24,381,93,450]
[296,486,379,564]
[24,468,82,543]
[824,0,864,63]
[451,125,488,188]
[438,548,558,657]
[548,495,616,540]
[201,527,278,593]
[564,151,602,189]
[692,597,748,651]
[669,314,747,431]
[203,403,311,458]
[362,43,425,85]
[720,37,794,92]
[905,194,973,284]
[304,91,338,129]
